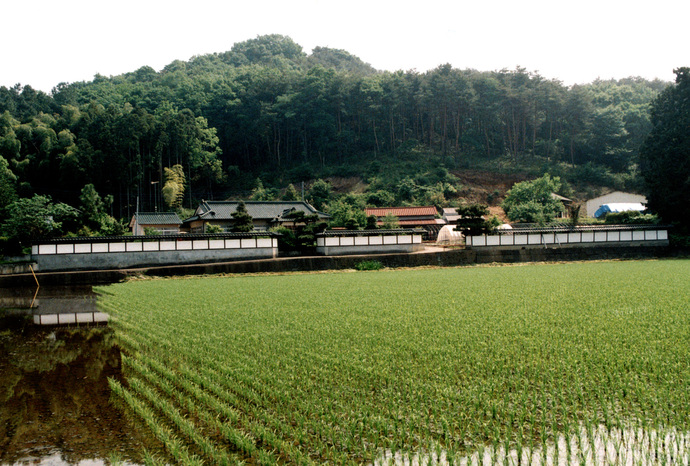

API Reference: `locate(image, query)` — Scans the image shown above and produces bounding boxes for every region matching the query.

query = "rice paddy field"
[98,259,690,465]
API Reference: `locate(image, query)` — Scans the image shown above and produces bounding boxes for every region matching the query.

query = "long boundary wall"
[31,234,279,272]
[316,230,424,255]
[1,244,678,288]
[466,226,669,248]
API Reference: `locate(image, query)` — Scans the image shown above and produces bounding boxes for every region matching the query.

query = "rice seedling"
[101,259,690,464]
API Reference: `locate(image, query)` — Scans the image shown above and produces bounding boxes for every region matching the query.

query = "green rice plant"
[100,259,690,463]
[108,379,203,465]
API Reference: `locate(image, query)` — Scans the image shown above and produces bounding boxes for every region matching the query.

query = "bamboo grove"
[0,35,667,216]
[99,260,690,464]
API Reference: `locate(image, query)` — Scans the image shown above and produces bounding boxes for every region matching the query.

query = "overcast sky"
[3,0,687,93]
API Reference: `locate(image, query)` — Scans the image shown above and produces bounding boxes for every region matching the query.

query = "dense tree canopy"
[502,173,565,224]
[0,34,671,244]
[639,67,690,229]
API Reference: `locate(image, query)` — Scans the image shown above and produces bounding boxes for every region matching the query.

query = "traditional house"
[182,200,330,233]
[585,192,647,218]
[129,212,182,236]
[364,206,444,240]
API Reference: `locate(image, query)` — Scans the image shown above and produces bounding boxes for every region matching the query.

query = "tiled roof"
[365,206,439,217]
[189,201,330,222]
[377,219,445,226]
[132,212,182,225]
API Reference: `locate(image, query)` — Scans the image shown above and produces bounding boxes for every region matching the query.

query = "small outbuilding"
[130,212,182,236]
[551,193,573,218]
[585,191,646,218]
[365,206,445,240]
[441,207,461,224]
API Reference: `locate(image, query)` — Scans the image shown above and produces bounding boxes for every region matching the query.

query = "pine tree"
[231,201,254,232]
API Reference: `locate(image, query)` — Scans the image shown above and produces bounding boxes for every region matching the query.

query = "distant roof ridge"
[365,206,439,216]
[132,211,182,225]
[205,200,311,203]
[183,199,330,222]
[366,205,437,209]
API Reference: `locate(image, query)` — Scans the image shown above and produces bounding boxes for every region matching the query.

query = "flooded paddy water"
[374,424,690,465]
[0,286,160,465]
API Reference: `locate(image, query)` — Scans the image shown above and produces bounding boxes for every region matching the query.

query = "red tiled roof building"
[364,206,445,239]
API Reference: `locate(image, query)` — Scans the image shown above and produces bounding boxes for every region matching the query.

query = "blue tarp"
[594,203,646,218]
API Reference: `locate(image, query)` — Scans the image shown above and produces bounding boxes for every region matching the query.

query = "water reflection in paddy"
[0,287,161,465]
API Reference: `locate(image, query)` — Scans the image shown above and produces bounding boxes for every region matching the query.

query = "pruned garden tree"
[274,210,327,253]
[454,203,495,236]
[231,201,254,232]
[639,67,690,231]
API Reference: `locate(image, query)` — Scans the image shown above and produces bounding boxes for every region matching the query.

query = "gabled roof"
[186,200,330,223]
[587,191,647,203]
[130,212,182,226]
[365,206,439,218]
[551,193,572,202]
[442,207,461,222]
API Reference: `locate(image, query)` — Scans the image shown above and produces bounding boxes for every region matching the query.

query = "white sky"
[3,0,687,93]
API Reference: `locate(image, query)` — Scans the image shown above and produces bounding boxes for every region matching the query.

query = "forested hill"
[0,34,669,223]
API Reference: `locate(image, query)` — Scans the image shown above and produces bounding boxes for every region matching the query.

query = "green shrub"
[205,224,225,234]
[604,211,659,225]
[354,260,383,271]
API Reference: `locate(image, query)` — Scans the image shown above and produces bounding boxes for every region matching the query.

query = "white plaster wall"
[585,192,647,217]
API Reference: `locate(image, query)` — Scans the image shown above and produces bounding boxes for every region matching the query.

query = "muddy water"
[0,287,161,465]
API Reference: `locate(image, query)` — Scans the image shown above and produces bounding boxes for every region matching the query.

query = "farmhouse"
[585,191,647,218]
[182,200,330,233]
[129,212,182,236]
[365,206,445,240]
